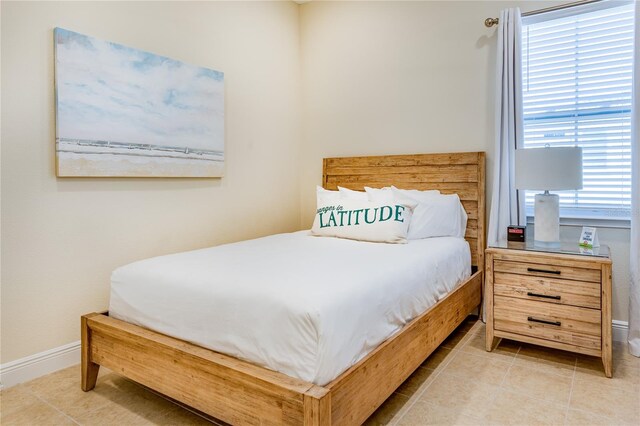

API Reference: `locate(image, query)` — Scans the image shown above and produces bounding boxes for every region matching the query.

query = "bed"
[109,232,472,386]
[81,152,486,425]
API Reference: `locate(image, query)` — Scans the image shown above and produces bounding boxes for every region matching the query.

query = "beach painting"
[54,28,224,177]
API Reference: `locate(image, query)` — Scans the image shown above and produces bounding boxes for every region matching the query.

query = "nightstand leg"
[484,251,495,352]
[485,327,498,351]
[602,356,612,378]
[601,263,613,378]
[486,335,498,351]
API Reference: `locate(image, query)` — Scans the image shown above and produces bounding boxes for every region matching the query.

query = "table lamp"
[515,146,583,245]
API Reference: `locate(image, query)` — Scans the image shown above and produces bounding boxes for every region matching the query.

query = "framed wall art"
[54,28,224,177]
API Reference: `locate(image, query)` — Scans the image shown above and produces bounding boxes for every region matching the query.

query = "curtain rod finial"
[485,17,499,28]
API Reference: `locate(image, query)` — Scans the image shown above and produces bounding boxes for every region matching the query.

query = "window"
[521,1,635,221]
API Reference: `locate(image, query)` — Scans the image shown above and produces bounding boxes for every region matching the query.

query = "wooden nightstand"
[485,242,613,377]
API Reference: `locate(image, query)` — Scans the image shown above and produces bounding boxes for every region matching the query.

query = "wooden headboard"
[322,152,486,271]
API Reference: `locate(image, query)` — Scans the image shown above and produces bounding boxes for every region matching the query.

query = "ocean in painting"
[54,28,224,177]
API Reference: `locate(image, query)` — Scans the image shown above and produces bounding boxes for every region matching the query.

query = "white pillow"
[337,186,369,201]
[393,187,466,239]
[391,186,440,199]
[317,186,342,202]
[311,197,417,244]
[392,187,464,237]
[363,186,392,201]
[366,187,467,239]
[364,186,441,203]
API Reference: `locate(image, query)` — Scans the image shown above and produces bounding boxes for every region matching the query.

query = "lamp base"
[534,192,560,245]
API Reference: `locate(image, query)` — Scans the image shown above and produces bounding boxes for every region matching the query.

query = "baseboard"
[0,341,81,390]
[612,320,629,343]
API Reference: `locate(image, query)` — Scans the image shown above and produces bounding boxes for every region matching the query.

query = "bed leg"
[303,386,331,426]
[81,314,100,391]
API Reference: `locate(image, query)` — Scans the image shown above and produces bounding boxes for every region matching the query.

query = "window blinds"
[522,2,635,220]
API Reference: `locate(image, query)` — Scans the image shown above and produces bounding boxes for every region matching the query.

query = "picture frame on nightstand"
[579,226,600,248]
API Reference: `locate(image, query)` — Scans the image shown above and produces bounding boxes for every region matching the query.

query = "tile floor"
[1,318,638,425]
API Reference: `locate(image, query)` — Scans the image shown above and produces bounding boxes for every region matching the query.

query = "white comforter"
[109,231,471,386]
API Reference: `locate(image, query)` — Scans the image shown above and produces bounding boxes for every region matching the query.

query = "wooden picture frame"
[81,152,486,425]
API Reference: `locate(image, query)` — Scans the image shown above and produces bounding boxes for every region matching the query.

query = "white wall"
[299,0,631,322]
[1,1,302,363]
[1,1,632,366]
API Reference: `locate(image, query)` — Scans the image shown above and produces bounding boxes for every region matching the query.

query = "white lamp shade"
[515,147,583,191]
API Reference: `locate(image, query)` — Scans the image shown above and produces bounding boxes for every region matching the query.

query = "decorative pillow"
[311,197,417,244]
[337,186,369,201]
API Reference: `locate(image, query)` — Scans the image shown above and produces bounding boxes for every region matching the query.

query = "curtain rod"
[484,0,604,27]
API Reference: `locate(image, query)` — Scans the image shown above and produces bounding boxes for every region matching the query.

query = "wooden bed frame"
[81,152,486,425]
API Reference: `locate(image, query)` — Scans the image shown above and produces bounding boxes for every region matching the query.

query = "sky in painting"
[55,28,224,151]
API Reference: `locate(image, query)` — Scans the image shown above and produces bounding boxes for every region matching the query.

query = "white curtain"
[487,8,526,247]
[629,0,639,358]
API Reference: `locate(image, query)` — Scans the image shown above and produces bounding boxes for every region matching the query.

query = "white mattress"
[109,231,471,386]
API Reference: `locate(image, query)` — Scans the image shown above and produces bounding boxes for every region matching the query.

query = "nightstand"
[485,241,613,377]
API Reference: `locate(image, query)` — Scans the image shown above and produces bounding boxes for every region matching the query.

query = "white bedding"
[109,231,471,386]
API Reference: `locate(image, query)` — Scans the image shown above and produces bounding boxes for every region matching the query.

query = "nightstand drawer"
[494,295,601,350]
[494,272,601,309]
[494,259,600,283]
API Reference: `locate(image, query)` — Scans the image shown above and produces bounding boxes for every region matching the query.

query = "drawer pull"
[527,316,561,327]
[527,292,561,300]
[527,267,561,275]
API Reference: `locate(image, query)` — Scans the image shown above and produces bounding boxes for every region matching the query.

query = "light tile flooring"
[1,318,639,425]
